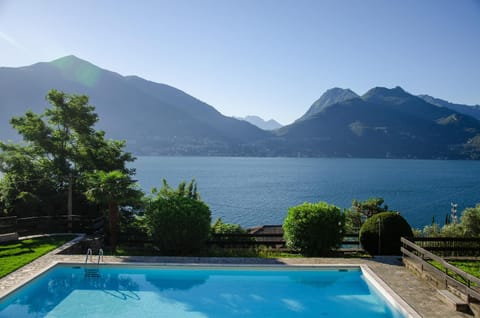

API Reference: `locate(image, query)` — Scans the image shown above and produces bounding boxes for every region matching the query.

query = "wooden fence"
[0,215,104,236]
[412,237,480,257]
[208,232,361,251]
[117,231,361,252]
[208,233,286,248]
[401,237,480,302]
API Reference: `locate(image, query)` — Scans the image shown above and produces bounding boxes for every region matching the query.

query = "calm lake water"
[132,157,480,229]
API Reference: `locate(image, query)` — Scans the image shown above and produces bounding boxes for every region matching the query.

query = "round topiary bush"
[359,212,413,255]
[283,202,344,256]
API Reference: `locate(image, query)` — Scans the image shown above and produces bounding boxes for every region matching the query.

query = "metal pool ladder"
[84,248,103,278]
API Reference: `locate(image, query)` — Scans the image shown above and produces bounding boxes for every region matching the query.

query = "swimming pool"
[0,264,416,317]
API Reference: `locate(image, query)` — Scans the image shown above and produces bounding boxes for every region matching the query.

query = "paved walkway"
[0,238,473,318]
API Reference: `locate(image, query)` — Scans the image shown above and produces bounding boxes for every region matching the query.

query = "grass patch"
[428,259,480,286]
[448,260,480,280]
[0,235,76,278]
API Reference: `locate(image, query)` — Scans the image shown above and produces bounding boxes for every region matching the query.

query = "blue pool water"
[0,265,406,318]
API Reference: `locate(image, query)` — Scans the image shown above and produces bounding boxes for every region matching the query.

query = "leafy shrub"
[421,222,442,237]
[211,218,246,235]
[411,228,422,237]
[211,218,247,243]
[440,223,464,237]
[345,197,390,233]
[144,180,211,255]
[359,212,413,255]
[460,204,480,237]
[283,202,344,256]
[344,209,363,233]
[351,197,389,218]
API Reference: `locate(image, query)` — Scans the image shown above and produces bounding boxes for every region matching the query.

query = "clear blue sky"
[1,0,479,124]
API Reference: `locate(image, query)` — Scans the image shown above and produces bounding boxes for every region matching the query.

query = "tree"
[211,218,245,235]
[460,204,480,237]
[440,223,464,237]
[283,202,344,256]
[351,197,389,218]
[85,170,143,249]
[421,222,441,237]
[0,90,134,222]
[344,209,363,233]
[144,179,211,255]
[345,197,389,232]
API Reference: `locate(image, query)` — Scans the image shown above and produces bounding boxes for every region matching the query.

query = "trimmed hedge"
[359,212,413,255]
[283,202,344,256]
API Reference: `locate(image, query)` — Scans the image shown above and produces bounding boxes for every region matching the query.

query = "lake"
[131,157,480,229]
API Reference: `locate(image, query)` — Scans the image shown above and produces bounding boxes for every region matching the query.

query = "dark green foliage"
[445,213,451,226]
[461,204,480,237]
[145,180,211,255]
[211,218,247,243]
[85,170,143,249]
[283,202,344,256]
[212,218,245,235]
[344,209,363,233]
[344,197,389,232]
[351,197,388,218]
[359,212,413,255]
[0,90,134,219]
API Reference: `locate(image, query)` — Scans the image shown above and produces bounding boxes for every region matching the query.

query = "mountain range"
[236,116,283,130]
[1,55,479,159]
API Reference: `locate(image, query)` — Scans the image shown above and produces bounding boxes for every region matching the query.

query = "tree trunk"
[109,200,119,250]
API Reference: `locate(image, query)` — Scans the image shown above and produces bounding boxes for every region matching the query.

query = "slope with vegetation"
[0,56,269,156]
[1,56,480,158]
[274,86,480,158]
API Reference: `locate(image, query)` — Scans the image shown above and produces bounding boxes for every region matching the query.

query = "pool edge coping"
[361,265,422,318]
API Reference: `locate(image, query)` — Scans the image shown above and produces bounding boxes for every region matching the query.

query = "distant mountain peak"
[51,54,83,62]
[298,87,359,121]
[361,86,415,105]
[50,55,99,69]
[364,86,407,96]
[47,55,114,87]
[418,94,480,120]
[237,115,283,130]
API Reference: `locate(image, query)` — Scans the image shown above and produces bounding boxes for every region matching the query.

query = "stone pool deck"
[0,238,473,318]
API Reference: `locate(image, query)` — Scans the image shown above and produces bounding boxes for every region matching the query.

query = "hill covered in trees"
[1,56,480,159]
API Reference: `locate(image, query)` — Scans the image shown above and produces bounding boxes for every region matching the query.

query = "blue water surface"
[0,266,404,318]
[132,157,480,228]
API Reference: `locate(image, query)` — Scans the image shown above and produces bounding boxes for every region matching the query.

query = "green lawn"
[0,235,76,278]
[448,260,480,280]
[428,259,480,286]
